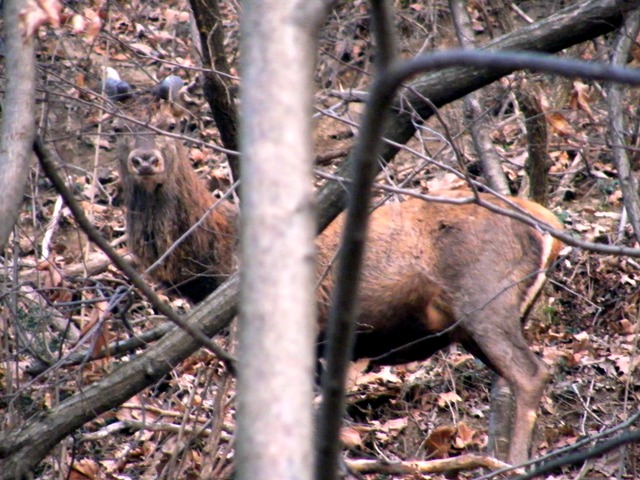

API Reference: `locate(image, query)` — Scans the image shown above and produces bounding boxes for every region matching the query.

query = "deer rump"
[115,75,563,466]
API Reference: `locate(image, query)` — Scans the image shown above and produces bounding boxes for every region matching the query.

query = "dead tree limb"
[344,454,515,475]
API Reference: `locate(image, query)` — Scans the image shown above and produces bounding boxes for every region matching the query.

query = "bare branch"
[345,453,514,475]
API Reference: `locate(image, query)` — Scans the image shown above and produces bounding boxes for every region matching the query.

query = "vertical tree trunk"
[608,9,640,242]
[0,0,36,250]
[237,2,330,480]
[450,0,511,195]
[189,0,241,181]
[518,88,551,205]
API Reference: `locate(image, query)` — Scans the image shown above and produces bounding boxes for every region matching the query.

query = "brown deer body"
[317,192,562,465]
[116,79,562,466]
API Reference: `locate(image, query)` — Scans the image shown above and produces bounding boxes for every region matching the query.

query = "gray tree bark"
[0,0,36,250]
[608,9,640,241]
[237,1,330,479]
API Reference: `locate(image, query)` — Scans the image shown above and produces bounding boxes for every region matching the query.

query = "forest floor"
[2,0,640,479]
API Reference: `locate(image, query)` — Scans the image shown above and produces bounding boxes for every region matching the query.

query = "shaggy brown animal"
[115,77,563,465]
[118,122,238,303]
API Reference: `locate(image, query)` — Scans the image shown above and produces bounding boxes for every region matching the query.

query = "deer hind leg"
[463,318,549,466]
[504,353,549,466]
[487,375,514,462]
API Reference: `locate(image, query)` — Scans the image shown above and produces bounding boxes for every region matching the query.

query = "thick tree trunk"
[2,1,639,477]
[236,1,329,479]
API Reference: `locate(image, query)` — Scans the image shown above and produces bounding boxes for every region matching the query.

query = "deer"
[112,75,563,466]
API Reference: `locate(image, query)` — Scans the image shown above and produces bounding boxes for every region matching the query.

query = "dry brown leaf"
[353,365,402,387]
[454,422,478,449]
[610,354,631,375]
[541,345,570,365]
[425,425,456,457]
[346,358,370,389]
[545,112,574,137]
[569,80,594,119]
[340,426,363,448]
[19,0,62,38]
[572,331,592,352]
[618,318,636,335]
[436,391,462,408]
[380,417,408,433]
[69,458,99,480]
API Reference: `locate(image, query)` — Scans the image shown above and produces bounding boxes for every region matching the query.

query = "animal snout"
[129,150,163,175]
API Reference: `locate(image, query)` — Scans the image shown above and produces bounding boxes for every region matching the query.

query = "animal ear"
[148,76,188,131]
[152,75,184,102]
[103,67,133,102]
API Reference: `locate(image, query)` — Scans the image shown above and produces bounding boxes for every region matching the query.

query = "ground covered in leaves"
[1,0,640,479]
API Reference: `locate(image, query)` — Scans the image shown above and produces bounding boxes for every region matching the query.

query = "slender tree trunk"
[519,88,551,205]
[0,0,36,250]
[608,9,640,241]
[237,2,330,479]
[190,0,241,181]
[450,0,511,194]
